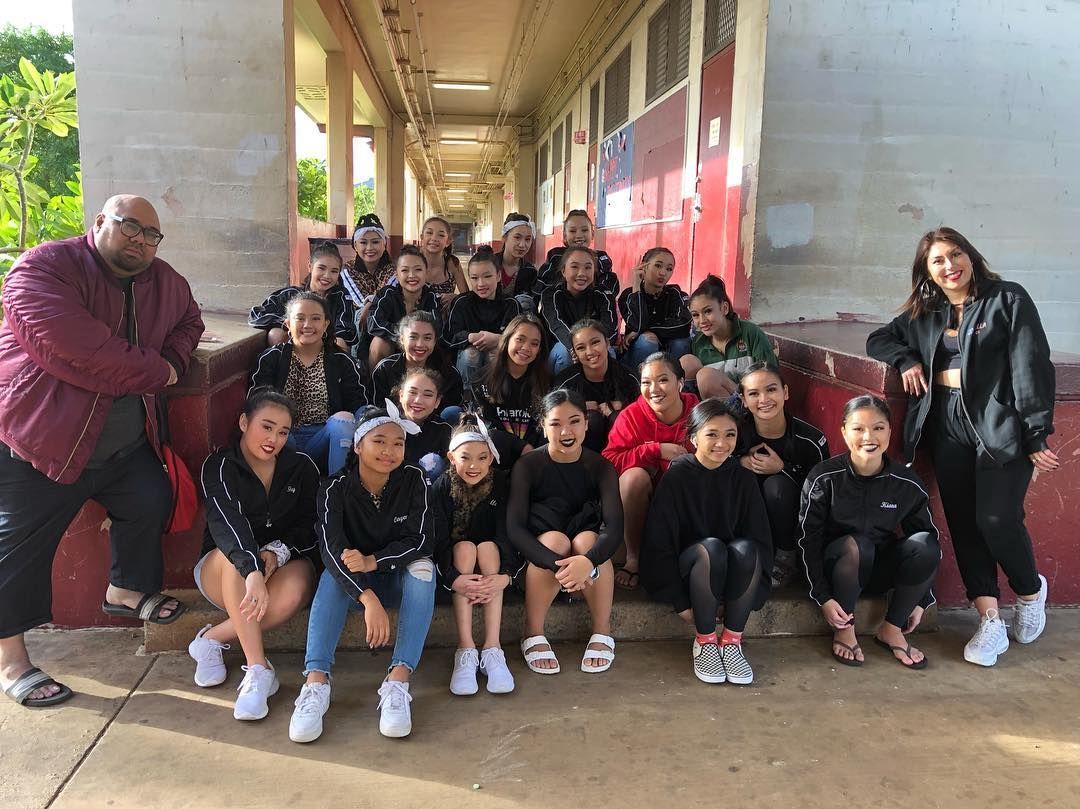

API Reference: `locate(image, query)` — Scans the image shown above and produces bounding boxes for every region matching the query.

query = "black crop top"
[934,329,961,372]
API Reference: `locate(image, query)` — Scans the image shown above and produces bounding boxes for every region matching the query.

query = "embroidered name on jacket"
[394,514,408,523]
[880,501,898,509]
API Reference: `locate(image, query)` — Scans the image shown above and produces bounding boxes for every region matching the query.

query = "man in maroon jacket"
[0,195,204,707]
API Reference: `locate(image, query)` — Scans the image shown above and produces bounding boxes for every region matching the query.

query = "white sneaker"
[1012,574,1048,644]
[450,648,479,695]
[480,647,516,694]
[720,642,754,685]
[188,624,229,687]
[289,681,331,743]
[233,661,279,720]
[377,679,413,738]
[692,640,725,684]
[964,609,1009,667]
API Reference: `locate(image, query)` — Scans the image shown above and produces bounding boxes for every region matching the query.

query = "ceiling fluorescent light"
[439,138,478,145]
[432,81,490,91]
[445,172,471,177]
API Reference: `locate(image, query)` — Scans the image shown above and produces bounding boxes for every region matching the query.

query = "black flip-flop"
[3,667,74,708]
[614,567,639,590]
[101,592,186,625]
[831,639,864,667]
[873,636,928,670]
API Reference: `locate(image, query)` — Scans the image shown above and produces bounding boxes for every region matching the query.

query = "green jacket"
[690,316,777,376]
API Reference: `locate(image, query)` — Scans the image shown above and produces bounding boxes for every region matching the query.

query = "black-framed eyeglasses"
[106,213,165,246]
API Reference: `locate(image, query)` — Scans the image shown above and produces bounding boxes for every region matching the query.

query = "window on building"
[552,124,564,176]
[589,81,600,145]
[703,0,737,58]
[646,0,691,104]
[603,45,631,137]
[539,140,548,181]
[564,112,573,165]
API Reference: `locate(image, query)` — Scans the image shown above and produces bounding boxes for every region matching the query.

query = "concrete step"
[145,585,937,653]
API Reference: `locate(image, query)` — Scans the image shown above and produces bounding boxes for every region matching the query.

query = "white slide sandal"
[581,633,616,673]
[520,635,561,675]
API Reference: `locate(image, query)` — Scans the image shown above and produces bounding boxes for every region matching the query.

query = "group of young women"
[186,220,1058,740]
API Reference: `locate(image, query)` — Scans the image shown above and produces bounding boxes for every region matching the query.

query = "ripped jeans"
[303,563,436,675]
[287,412,358,476]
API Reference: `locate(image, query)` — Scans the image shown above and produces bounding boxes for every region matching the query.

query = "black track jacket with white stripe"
[365,284,441,343]
[797,453,938,607]
[317,463,432,596]
[248,285,358,346]
[250,343,369,417]
[200,445,321,578]
[538,282,617,350]
[736,414,829,489]
[442,291,520,352]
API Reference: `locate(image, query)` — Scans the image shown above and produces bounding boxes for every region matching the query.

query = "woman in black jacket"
[642,399,772,686]
[798,395,940,669]
[189,389,319,721]
[866,227,1057,667]
[289,403,435,743]
[249,293,369,475]
[538,246,617,375]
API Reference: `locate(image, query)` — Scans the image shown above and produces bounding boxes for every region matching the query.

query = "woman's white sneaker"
[188,624,229,687]
[1012,574,1048,644]
[377,679,413,738]
[233,662,279,721]
[720,643,754,685]
[693,640,725,684]
[480,647,516,694]
[289,681,331,743]
[964,609,1009,666]
[450,648,480,695]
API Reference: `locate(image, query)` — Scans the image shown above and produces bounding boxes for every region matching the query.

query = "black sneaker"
[693,640,725,684]
[720,643,754,685]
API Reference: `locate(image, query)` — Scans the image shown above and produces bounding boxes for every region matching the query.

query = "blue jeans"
[455,347,490,387]
[416,452,448,484]
[287,412,356,475]
[624,334,692,369]
[304,564,436,675]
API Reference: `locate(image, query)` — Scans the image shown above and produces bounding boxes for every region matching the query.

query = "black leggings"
[758,473,800,552]
[678,538,763,635]
[822,532,940,628]
[929,386,1039,600]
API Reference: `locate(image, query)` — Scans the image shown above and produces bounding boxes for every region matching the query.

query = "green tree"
[0,26,76,198]
[354,183,375,218]
[0,57,79,268]
[297,157,328,221]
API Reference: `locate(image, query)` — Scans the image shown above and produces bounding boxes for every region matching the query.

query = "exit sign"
[573,130,587,145]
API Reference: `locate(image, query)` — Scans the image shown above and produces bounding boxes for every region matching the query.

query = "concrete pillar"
[487,189,506,250]
[73,0,297,313]
[325,51,354,228]
[513,141,537,219]
[374,118,406,253]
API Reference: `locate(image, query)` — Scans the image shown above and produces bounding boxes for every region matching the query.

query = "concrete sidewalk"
[3,611,1079,809]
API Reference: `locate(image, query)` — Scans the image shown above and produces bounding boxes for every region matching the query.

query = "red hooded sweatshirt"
[603,391,699,476]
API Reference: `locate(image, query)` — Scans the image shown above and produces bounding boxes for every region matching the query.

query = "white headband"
[353,225,387,242]
[502,217,535,239]
[448,419,501,464]
[354,399,421,445]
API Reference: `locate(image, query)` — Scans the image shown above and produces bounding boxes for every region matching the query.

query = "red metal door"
[690,45,745,314]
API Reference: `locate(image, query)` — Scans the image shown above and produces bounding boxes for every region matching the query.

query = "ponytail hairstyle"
[685,397,740,443]
[638,350,685,380]
[284,290,338,352]
[902,227,999,320]
[300,240,344,290]
[569,318,609,346]
[556,245,598,286]
[485,313,551,409]
[562,208,594,246]
[841,394,891,426]
[396,309,455,379]
[689,274,736,321]
[469,244,498,268]
[396,243,429,269]
[641,246,675,266]
[539,386,588,421]
[736,361,786,395]
[243,386,298,425]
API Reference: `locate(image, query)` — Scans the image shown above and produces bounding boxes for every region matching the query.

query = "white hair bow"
[448,417,501,464]
[353,398,422,444]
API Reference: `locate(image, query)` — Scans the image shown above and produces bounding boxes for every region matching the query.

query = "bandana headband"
[447,418,501,464]
[354,399,421,445]
[502,217,536,239]
[353,225,387,242]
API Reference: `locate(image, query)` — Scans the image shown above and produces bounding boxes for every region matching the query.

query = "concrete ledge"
[144,587,938,653]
